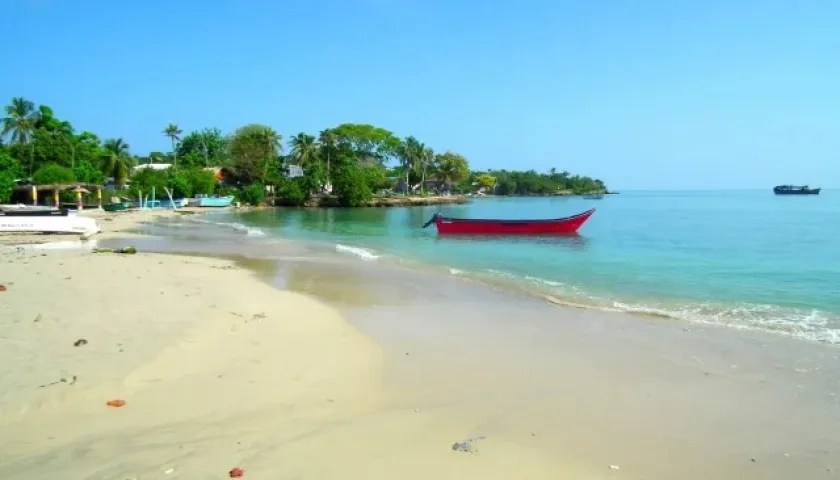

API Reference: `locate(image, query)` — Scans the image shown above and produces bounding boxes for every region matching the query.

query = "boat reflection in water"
[433,231,589,250]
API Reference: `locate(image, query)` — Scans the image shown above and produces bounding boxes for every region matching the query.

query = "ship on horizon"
[773,185,821,195]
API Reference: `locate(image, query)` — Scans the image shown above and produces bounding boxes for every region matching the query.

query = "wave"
[335,244,380,261]
[450,267,840,345]
[186,216,267,237]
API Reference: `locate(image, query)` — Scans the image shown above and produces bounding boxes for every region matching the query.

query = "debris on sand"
[106,399,126,408]
[39,375,77,388]
[451,436,487,453]
[229,467,245,477]
[93,246,137,255]
[0,284,6,292]
[73,338,88,347]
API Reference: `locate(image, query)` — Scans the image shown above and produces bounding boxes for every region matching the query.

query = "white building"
[132,163,173,172]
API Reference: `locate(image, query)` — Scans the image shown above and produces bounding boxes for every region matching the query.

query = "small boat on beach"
[422,208,595,235]
[0,209,101,236]
[773,185,820,195]
[161,198,189,208]
[187,195,235,208]
[103,202,131,212]
[0,208,70,217]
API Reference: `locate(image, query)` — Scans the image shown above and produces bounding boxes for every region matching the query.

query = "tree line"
[1,96,608,206]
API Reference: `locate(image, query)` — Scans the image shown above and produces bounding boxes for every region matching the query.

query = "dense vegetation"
[1,97,607,206]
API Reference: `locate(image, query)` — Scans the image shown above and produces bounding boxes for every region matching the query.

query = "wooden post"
[31,185,38,205]
[53,190,59,208]
[76,190,83,211]
[97,187,103,209]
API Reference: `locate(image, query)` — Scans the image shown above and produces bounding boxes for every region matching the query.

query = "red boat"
[422,208,595,235]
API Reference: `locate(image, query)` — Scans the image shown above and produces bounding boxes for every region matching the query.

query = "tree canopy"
[0,96,608,205]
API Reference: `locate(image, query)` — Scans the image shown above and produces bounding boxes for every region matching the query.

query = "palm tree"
[101,138,133,187]
[163,123,182,167]
[259,127,282,181]
[1,97,38,175]
[288,133,319,168]
[433,152,470,192]
[420,146,434,193]
[318,129,337,185]
[398,136,423,194]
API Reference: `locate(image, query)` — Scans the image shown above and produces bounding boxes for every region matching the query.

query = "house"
[285,165,304,179]
[132,163,173,172]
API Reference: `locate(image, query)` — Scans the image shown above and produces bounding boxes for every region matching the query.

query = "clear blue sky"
[3,0,838,189]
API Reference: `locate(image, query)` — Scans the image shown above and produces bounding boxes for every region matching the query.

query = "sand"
[0,211,590,479]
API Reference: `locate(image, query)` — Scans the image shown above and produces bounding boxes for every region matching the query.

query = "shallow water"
[215,191,840,344]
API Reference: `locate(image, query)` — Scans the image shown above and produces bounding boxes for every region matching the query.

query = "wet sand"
[91,230,840,479]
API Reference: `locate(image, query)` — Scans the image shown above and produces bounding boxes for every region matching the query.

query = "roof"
[14,183,102,193]
[132,163,172,171]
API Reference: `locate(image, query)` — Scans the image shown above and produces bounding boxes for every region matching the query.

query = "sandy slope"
[0,243,588,478]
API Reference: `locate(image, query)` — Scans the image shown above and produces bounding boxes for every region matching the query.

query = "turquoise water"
[223,191,840,343]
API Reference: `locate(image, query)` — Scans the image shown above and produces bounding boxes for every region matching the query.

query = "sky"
[2,0,838,190]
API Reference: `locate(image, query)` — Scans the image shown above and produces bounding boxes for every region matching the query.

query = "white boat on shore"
[0,209,101,236]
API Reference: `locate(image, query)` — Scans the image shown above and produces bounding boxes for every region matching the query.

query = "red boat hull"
[432,208,595,235]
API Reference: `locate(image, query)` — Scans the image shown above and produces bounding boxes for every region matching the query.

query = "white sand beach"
[0,211,587,479]
[2,210,839,479]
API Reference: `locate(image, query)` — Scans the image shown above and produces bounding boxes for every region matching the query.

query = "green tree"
[1,97,38,175]
[476,174,496,191]
[277,178,308,206]
[432,151,470,190]
[288,133,319,168]
[129,167,168,197]
[73,160,106,185]
[240,183,266,206]
[397,136,423,194]
[318,129,337,185]
[0,152,22,203]
[181,167,217,196]
[332,163,372,207]
[100,138,133,186]
[176,128,227,167]
[419,146,434,193]
[163,123,182,167]
[330,123,399,164]
[228,124,282,184]
[32,163,76,185]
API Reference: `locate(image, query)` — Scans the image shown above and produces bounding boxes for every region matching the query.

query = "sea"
[144,190,840,345]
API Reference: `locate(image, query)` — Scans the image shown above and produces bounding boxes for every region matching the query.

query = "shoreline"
[3,211,840,479]
[172,209,840,346]
[0,210,597,479]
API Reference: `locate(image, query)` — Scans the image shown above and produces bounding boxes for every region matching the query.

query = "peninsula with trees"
[1,97,608,207]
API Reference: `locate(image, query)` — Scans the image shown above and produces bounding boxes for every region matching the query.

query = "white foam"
[187,217,267,237]
[335,244,380,261]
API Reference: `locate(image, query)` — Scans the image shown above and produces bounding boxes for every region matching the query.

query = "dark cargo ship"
[773,185,820,195]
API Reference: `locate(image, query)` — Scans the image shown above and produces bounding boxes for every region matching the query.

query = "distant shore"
[272,190,619,209]
[289,194,471,208]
